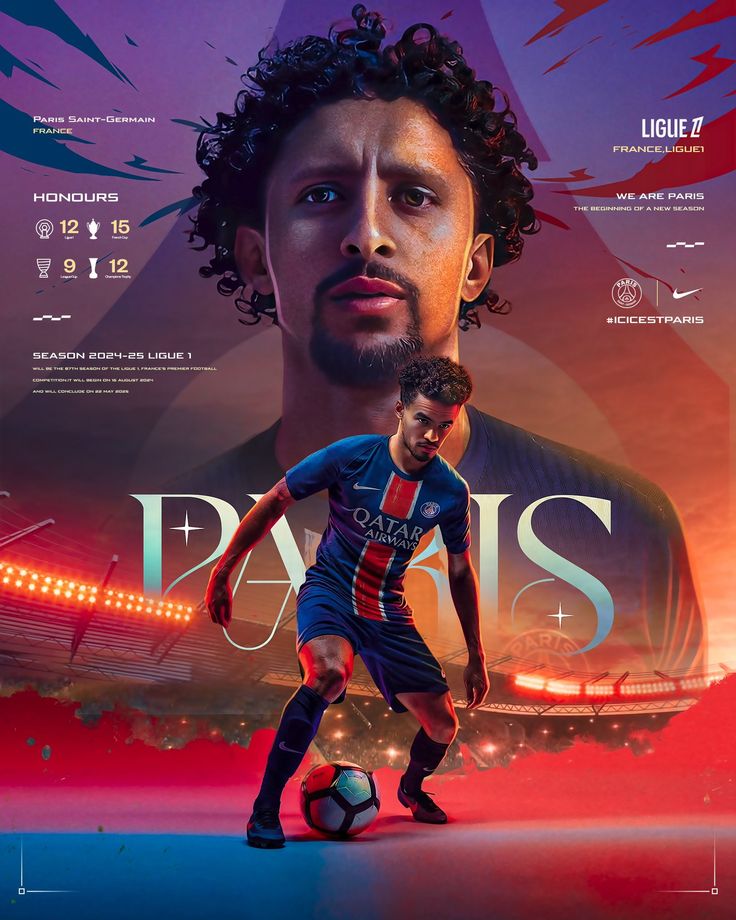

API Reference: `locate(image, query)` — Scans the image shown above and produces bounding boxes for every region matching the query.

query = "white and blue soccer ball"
[300,761,380,836]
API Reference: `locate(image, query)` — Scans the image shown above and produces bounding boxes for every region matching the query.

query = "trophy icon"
[87,219,100,240]
[36,258,51,279]
[35,219,53,240]
[89,257,98,279]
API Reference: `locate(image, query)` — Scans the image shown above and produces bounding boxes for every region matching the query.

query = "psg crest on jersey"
[420,501,440,518]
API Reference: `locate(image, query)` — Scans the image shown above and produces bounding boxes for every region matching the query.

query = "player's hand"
[464,657,489,710]
[205,566,233,628]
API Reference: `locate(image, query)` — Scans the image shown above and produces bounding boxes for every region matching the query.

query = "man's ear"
[234,225,274,295]
[461,233,494,303]
[395,400,404,419]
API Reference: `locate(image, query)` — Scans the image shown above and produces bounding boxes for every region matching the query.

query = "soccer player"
[205,356,489,848]
[188,5,704,674]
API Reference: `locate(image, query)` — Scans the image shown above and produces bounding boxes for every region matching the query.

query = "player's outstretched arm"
[205,478,296,627]
[447,550,489,710]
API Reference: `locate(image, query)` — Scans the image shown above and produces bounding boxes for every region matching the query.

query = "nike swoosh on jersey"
[353,483,381,491]
[672,288,702,299]
[278,741,304,754]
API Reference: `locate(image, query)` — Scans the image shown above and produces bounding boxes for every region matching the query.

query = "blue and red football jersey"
[285,435,470,623]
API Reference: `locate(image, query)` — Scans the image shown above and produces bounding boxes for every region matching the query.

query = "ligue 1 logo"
[420,501,440,518]
[612,278,642,309]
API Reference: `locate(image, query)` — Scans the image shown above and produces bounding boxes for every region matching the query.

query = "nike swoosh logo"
[278,741,304,754]
[672,288,702,299]
[353,483,381,491]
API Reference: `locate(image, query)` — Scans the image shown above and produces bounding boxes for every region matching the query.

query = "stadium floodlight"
[0,560,193,624]
[546,680,580,697]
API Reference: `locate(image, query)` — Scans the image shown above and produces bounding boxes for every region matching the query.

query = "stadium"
[0,496,728,773]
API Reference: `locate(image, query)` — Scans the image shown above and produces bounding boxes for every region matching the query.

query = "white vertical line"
[406,480,423,518]
[656,279,659,308]
[20,837,24,887]
[713,830,717,887]
[352,544,369,617]
[379,474,394,513]
[377,550,395,620]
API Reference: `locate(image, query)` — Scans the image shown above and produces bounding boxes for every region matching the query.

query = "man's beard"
[309,262,423,388]
[400,425,431,464]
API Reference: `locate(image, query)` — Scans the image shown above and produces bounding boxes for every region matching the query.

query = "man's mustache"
[314,261,420,305]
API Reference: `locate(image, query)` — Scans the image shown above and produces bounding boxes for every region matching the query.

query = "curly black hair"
[190,4,538,330]
[399,356,472,407]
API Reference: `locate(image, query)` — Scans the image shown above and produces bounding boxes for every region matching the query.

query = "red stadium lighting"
[546,680,581,696]
[681,675,722,690]
[0,559,194,626]
[620,681,677,695]
[515,674,546,692]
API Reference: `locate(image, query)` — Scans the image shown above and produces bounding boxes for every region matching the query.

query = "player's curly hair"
[399,356,472,407]
[190,4,538,330]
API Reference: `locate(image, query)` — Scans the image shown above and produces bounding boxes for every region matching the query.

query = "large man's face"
[236,97,493,388]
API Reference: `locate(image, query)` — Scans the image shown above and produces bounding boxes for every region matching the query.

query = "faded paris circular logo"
[611,277,643,309]
[420,501,440,518]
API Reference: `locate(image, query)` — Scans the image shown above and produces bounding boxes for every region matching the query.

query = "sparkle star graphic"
[170,511,203,545]
[548,602,573,630]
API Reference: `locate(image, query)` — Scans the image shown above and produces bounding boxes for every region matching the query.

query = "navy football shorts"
[295,584,450,713]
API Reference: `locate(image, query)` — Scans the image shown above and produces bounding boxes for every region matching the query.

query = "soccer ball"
[300,761,380,837]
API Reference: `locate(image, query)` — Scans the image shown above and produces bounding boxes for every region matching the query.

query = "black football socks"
[253,684,329,812]
[401,727,450,796]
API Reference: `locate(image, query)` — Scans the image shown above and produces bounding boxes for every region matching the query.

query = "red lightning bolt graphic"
[665,45,735,99]
[635,0,735,48]
[526,0,608,45]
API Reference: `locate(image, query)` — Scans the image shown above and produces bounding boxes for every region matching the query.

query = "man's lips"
[327,275,408,309]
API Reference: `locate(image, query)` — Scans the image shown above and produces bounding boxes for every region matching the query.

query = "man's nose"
[340,183,396,261]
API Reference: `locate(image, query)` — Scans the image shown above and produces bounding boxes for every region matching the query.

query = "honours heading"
[33,352,193,361]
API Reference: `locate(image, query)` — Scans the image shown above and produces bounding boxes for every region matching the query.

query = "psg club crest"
[420,501,440,518]
[611,277,643,309]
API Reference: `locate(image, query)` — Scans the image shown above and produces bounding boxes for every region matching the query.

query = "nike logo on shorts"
[278,741,304,754]
[353,483,381,491]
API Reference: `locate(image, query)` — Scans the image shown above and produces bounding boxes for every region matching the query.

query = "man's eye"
[395,187,436,208]
[300,187,340,204]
